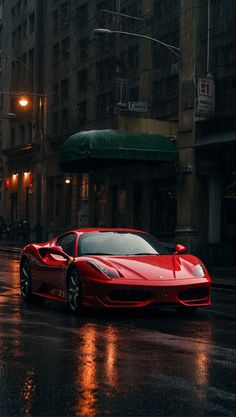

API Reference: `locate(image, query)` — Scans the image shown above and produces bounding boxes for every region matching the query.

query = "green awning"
[58,129,177,171]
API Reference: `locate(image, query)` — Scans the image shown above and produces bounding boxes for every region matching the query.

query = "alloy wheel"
[67,269,82,313]
[20,259,32,301]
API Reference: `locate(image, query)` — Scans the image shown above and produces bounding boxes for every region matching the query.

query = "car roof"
[73,227,147,234]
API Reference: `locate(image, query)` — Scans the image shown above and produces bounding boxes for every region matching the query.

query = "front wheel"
[20,259,32,302]
[67,268,82,313]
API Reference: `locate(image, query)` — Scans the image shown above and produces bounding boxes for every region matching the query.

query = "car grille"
[108,289,152,302]
[179,287,209,301]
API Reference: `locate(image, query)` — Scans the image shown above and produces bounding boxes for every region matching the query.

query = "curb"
[211,283,236,291]
[0,247,22,253]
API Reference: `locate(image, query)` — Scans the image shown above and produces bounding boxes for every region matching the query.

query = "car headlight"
[86,260,120,279]
[192,262,206,277]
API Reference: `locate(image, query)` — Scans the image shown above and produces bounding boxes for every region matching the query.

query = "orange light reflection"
[20,369,36,416]
[75,324,118,417]
[76,324,97,417]
[194,321,212,399]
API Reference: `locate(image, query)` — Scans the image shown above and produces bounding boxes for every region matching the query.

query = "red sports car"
[20,228,211,313]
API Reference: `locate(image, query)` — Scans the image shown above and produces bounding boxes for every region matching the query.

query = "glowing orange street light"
[18,96,30,108]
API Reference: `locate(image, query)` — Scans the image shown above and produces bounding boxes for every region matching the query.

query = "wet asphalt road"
[0,252,236,417]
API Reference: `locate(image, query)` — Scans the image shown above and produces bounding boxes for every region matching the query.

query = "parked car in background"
[11,219,30,241]
[0,216,12,239]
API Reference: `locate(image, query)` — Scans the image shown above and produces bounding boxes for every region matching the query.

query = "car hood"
[88,254,205,281]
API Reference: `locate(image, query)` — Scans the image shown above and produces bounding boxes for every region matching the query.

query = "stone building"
[0,0,178,242]
[0,0,236,265]
[178,0,236,264]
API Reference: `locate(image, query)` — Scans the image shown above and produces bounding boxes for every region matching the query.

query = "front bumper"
[82,277,211,308]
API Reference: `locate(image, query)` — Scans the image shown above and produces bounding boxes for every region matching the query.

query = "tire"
[67,268,82,313]
[176,306,197,315]
[20,258,33,302]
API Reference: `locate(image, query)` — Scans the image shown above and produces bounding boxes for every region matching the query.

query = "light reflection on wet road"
[0,252,235,417]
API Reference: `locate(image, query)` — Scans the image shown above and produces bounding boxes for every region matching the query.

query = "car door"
[34,233,78,299]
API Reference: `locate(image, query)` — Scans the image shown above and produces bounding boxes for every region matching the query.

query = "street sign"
[128,102,148,112]
[195,77,215,119]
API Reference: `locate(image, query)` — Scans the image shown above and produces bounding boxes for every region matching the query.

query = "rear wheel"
[67,268,82,313]
[20,259,32,302]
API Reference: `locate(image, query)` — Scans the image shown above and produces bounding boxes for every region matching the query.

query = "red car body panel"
[20,228,211,309]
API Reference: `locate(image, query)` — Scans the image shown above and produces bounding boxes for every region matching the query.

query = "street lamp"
[17,92,46,242]
[94,28,180,58]
[0,89,47,241]
[17,95,31,108]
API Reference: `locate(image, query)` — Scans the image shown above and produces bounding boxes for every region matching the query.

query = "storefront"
[196,133,236,265]
[58,129,177,239]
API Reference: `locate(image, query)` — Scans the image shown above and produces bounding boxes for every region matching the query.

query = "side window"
[57,233,77,256]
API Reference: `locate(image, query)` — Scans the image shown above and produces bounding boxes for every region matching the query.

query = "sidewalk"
[0,239,236,289]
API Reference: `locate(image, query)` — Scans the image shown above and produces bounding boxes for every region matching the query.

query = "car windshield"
[78,232,169,256]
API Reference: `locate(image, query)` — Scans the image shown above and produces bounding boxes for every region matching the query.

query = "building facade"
[0,0,178,241]
[0,0,46,239]
[1,0,236,265]
[177,0,236,264]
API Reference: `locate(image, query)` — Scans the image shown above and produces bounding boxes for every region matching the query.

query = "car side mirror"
[49,245,63,253]
[174,244,187,254]
[47,245,70,260]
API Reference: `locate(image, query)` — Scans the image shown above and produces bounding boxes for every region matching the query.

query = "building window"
[61,78,69,101]
[61,108,69,131]
[129,86,139,101]
[29,12,35,35]
[121,0,142,16]
[16,26,22,44]
[96,0,116,14]
[12,31,16,48]
[127,46,139,67]
[52,83,59,105]
[163,75,178,96]
[77,3,88,30]
[52,10,59,33]
[61,2,69,27]
[96,91,113,117]
[19,125,25,144]
[77,101,87,126]
[61,37,70,58]
[22,20,27,38]
[11,62,16,82]
[11,127,16,147]
[79,38,88,61]
[17,0,21,15]
[28,48,34,87]
[52,43,59,65]
[78,69,88,92]
[22,52,27,67]
[52,111,59,132]
[11,7,16,20]
[28,122,32,143]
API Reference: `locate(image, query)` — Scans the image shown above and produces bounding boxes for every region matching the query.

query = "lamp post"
[94,28,180,58]
[0,89,47,241]
[17,91,46,241]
